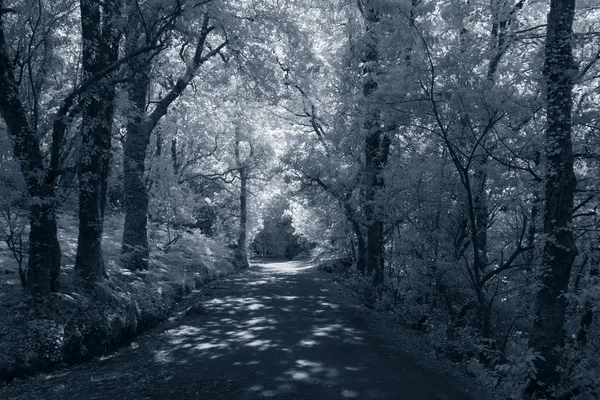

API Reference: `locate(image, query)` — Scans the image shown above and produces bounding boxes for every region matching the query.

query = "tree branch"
[147,13,226,131]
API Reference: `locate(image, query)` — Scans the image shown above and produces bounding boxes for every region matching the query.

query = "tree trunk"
[235,127,250,269]
[28,198,61,294]
[526,156,541,271]
[171,137,180,174]
[577,254,598,345]
[236,166,250,268]
[360,0,386,286]
[75,0,120,282]
[0,8,61,296]
[342,201,366,273]
[472,151,489,275]
[236,167,249,268]
[365,130,386,285]
[122,65,152,270]
[575,244,598,346]
[76,88,115,281]
[365,169,384,286]
[526,0,577,395]
[471,150,492,339]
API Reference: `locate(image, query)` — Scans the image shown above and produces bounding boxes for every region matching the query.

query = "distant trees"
[251,197,314,260]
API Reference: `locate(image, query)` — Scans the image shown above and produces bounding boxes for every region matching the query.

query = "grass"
[0,212,238,383]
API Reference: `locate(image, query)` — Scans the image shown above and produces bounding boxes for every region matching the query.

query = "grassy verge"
[0,213,238,383]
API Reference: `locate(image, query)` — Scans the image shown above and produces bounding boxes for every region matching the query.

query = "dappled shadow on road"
[148,261,372,399]
[4,261,474,400]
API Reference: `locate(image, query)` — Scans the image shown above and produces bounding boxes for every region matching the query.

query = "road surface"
[1,261,478,400]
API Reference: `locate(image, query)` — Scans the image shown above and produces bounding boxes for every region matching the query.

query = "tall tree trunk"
[355,231,367,274]
[472,148,491,338]
[0,7,61,296]
[360,0,386,286]
[526,153,542,272]
[27,197,61,294]
[365,137,385,285]
[76,88,115,281]
[235,127,250,269]
[122,64,151,270]
[75,0,120,282]
[171,137,180,174]
[236,165,249,268]
[526,0,577,395]
[463,167,492,340]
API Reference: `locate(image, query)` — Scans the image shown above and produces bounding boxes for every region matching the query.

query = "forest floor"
[0,260,493,400]
[0,213,237,382]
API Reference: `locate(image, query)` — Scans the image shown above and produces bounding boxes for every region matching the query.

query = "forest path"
[1,261,476,400]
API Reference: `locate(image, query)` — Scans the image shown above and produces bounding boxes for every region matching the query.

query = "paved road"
[1,261,477,400]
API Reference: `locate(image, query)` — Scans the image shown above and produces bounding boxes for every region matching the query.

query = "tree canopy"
[1,0,600,398]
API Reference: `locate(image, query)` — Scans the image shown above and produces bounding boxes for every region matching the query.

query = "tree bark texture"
[235,128,250,269]
[75,0,120,282]
[0,5,61,296]
[360,0,387,286]
[527,0,577,395]
[122,63,152,271]
[343,201,366,273]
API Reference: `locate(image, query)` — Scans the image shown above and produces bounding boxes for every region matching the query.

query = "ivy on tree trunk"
[360,0,388,286]
[526,0,578,396]
[75,0,121,282]
[122,61,152,271]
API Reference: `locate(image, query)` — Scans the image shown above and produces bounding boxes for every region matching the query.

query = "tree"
[121,2,227,270]
[0,0,174,292]
[234,119,251,269]
[0,2,64,295]
[526,0,578,396]
[251,196,313,260]
[358,0,389,287]
[74,0,121,282]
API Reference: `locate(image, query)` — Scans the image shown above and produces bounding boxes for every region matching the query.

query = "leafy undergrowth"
[317,259,498,400]
[324,264,600,400]
[0,213,238,383]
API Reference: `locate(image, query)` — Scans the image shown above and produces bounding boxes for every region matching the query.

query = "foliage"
[0,213,237,382]
[250,196,315,260]
[0,0,599,396]
[0,133,28,286]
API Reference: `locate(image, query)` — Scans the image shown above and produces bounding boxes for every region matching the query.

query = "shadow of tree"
[2,261,475,400]
[149,262,370,399]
